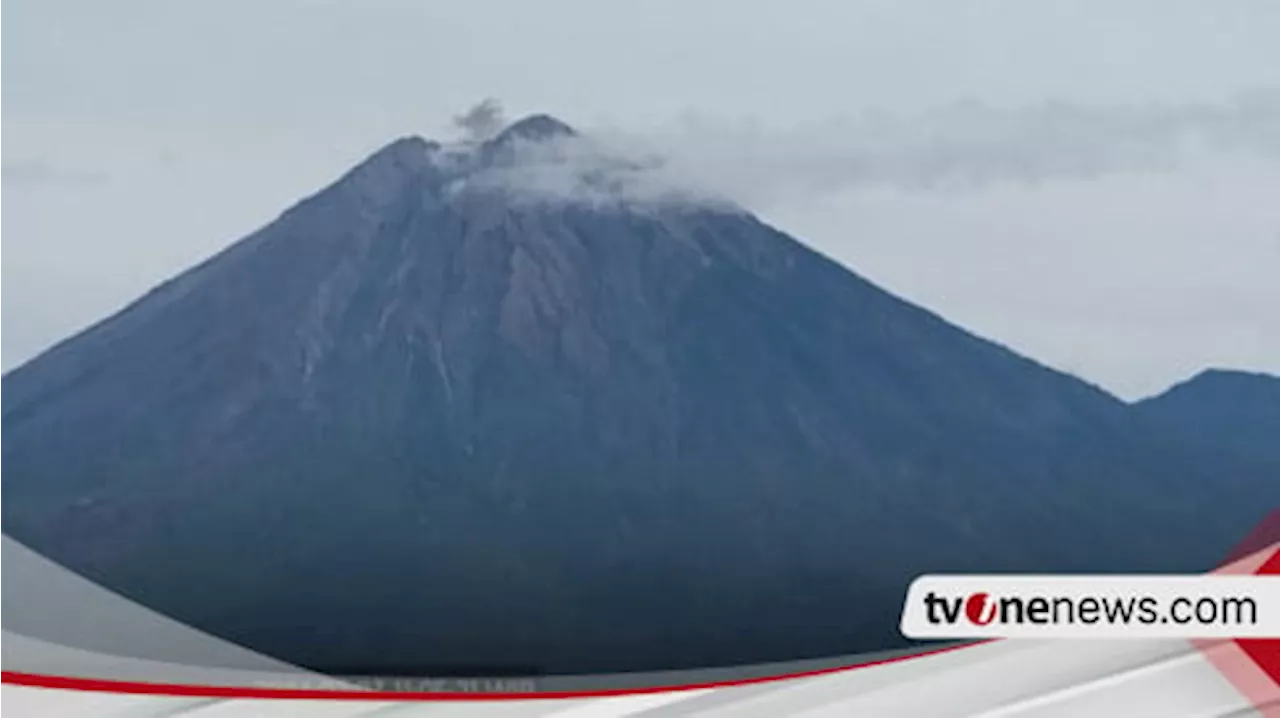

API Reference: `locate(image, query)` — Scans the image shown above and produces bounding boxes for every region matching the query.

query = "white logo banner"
[901,575,1280,639]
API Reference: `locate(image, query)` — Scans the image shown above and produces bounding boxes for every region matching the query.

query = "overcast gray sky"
[3,0,1279,399]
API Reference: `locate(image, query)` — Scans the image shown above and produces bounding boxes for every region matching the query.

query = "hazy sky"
[3,0,1279,398]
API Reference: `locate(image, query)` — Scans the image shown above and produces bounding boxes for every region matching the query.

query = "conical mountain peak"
[492,114,577,143]
[353,135,437,175]
[310,134,447,212]
[473,114,579,167]
[376,134,435,156]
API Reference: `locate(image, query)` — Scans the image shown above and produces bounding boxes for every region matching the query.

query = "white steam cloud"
[447,134,735,210]
[452,90,1280,212]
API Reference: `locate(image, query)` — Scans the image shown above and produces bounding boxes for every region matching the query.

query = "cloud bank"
[453,90,1280,211]
[2,161,110,188]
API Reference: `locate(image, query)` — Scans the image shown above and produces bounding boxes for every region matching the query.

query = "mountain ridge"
[1134,367,1280,462]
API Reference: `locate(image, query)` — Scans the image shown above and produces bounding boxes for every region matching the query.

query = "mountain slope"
[1135,369,1280,462]
[3,117,1274,674]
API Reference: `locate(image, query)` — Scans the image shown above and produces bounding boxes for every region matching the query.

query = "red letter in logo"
[965,592,997,625]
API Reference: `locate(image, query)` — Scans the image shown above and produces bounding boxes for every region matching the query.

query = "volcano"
[3,116,1274,674]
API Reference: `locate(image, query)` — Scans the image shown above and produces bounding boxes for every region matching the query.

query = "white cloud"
[444,134,736,210]
[452,91,1280,213]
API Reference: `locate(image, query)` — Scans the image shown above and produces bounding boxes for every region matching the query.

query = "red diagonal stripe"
[1223,510,1280,565]
[1235,548,1280,685]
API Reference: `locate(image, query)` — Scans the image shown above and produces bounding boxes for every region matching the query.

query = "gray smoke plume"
[451,98,507,141]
